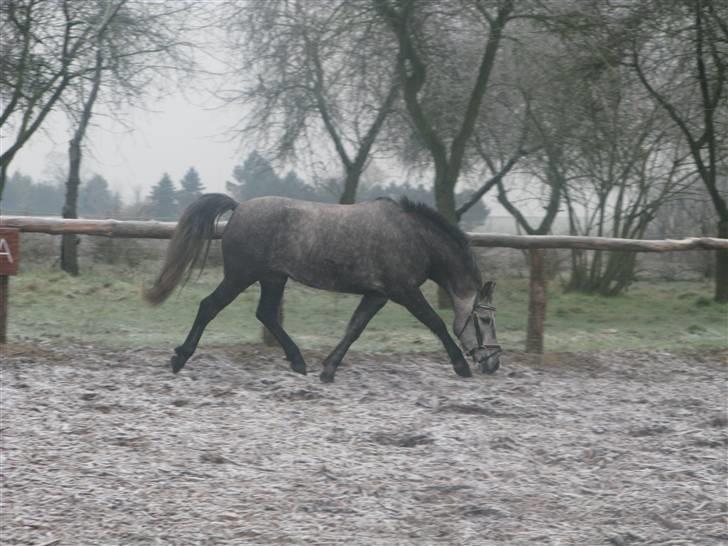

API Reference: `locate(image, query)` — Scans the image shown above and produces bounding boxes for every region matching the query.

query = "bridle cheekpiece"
[456,302,502,357]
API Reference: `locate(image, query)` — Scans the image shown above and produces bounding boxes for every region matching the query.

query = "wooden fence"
[3,215,728,251]
[2,215,727,353]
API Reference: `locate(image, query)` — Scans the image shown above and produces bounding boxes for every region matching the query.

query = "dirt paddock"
[1,342,726,545]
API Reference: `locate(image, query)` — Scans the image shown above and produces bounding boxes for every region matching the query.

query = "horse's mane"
[397,197,469,249]
[396,197,480,280]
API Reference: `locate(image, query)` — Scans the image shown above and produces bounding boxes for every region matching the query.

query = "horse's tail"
[144,193,238,305]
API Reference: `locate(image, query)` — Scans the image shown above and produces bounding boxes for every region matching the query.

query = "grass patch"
[8,263,727,353]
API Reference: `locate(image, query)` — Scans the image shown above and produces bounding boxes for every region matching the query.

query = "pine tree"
[177,167,204,211]
[2,172,34,213]
[148,173,178,219]
[280,170,316,200]
[80,174,118,217]
[226,151,281,200]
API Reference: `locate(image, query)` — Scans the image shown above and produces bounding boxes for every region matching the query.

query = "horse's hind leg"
[320,294,388,383]
[171,277,247,373]
[392,288,472,378]
[256,275,307,375]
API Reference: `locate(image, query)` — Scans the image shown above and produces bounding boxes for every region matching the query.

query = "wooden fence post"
[526,248,547,354]
[0,229,20,344]
[0,275,8,344]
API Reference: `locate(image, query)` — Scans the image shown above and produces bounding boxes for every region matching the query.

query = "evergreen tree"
[33,181,66,215]
[148,173,178,219]
[226,151,281,201]
[3,171,65,215]
[2,172,34,213]
[177,167,204,211]
[222,150,489,226]
[280,170,318,201]
[79,174,120,217]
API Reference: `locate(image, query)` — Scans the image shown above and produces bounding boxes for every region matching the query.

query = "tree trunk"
[336,83,398,207]
[339,167,361,205]
[60,50,103,276]
[0,164,8,208]
[716,219,728,303]
[600,251,638,296]
[61,136,82,276]
[0,276,8,344]
[526,248,547,354]
[435,172,457,309]
[567,249,588,292]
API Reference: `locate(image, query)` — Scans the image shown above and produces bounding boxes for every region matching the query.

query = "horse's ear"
[480,280,496,301]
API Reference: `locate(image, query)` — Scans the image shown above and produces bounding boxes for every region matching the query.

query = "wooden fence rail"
[2,215,727,354]
[3,215,728,251]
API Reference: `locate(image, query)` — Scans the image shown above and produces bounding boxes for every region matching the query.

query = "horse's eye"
[481,316,492,325]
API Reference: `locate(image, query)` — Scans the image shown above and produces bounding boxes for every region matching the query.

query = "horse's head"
[455,280,502,374]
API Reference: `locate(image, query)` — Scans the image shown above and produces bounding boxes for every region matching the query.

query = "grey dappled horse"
[145,193,502,382]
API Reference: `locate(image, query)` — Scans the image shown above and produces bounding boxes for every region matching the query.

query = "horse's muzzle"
[479,354,500,374]
[471,347,501,374]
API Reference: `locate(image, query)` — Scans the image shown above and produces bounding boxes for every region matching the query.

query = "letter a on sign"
[0,229,19,275]
[0,238,13,262]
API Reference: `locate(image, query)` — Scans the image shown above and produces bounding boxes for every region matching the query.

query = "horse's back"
[222,197,428,293]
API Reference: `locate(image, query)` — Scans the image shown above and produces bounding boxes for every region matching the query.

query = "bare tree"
[626,0,728,301]
[563,79,695,295]
[542,0,727,300]
[374,0,516,223]
[223,0,399,204]
[467,8,610,351]
[495,102,569,352]
[0,0,125,202]
[57,0,197,274]
[519,6,700,295]
[221,0,402,343]
[60,49,105,275]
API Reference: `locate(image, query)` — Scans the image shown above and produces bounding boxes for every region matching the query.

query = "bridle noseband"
[456,303,502,357]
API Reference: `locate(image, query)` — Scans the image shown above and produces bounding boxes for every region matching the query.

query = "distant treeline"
[226,152,490,229]
[3,150,489,228]
[3,172,122,217]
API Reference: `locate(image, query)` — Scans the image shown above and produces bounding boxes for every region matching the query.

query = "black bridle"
[456,303,502,357]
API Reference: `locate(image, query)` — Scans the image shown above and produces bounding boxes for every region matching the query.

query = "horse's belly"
[280,256,387,295]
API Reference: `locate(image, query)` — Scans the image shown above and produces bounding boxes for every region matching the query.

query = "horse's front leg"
[392,288,472,378]
[320,294,388,383]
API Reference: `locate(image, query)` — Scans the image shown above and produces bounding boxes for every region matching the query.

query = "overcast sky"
[8,89,517,220]
[2,4,528,222]
[10,90,243,204]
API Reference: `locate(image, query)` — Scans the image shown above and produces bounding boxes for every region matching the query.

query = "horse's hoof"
[291,358,307,375]
[170,354,186,374]
[454,364,472,378]
[319,371,335,383]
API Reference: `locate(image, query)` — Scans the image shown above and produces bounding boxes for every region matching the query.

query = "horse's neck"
[429,243,480,314]
[439,276,479,340]
[447,280,479,320]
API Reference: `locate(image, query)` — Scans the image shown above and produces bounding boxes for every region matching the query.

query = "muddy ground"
[1,342,726,545]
